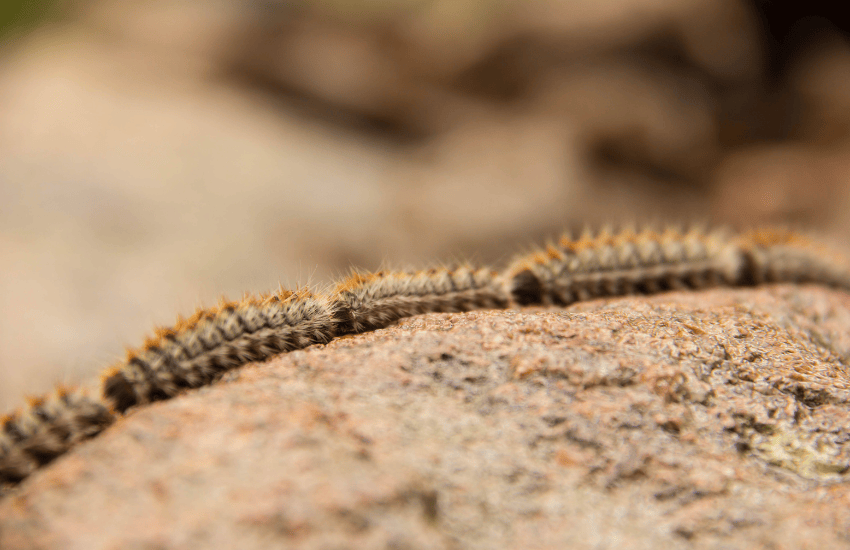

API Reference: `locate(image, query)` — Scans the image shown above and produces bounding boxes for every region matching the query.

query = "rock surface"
[2,285,850,549]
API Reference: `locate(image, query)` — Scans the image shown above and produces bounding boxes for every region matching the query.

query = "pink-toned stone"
[2,285,850,549]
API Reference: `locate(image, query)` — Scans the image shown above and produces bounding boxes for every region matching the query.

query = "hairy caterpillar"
[102,289,336,414]
[332,266,509,334]
[2,226,849,487]
[505,227,850,306]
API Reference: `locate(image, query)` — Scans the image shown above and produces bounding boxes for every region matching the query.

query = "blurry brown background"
[2,0,850,411]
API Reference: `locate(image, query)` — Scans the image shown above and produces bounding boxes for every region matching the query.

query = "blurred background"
[2,0,850,410]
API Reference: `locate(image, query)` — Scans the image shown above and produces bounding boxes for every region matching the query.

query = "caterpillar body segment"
[0,388,114,483]
[506,227,745,306]
[102,290,336,413]
[331,266,510,334]
[737,228,850,290]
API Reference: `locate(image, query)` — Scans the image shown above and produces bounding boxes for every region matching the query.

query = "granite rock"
[2,285,850,549]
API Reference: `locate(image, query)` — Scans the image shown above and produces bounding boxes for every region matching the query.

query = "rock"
[2,285,850,549]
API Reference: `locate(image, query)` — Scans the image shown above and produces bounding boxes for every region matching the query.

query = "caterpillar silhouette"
[2,226,849,486]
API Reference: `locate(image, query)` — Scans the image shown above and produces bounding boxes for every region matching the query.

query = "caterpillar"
[2,226,849,487]
[506,227,850,305]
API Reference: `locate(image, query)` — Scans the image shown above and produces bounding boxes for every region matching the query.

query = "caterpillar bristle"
[25,396,46,409]
[4,225,850,488]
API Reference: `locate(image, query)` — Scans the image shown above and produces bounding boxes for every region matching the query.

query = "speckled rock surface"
[2,285,850,549]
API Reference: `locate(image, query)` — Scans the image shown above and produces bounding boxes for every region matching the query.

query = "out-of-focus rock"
[2,285,850,549]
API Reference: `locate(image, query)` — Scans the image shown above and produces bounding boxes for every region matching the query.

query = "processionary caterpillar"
[2,226,849,487]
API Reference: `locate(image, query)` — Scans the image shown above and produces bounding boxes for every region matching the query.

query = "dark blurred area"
[2,0,850,408]
[0,0,61,44]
